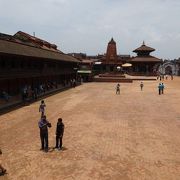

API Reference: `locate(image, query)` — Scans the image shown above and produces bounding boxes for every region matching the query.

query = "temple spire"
[106,38,117,62]
[110,37,115,43]
[143,41,145,46]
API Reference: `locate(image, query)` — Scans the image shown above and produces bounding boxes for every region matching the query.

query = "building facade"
[0,32,80,96]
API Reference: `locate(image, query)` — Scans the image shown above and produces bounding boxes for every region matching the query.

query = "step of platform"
[93,77,133,83]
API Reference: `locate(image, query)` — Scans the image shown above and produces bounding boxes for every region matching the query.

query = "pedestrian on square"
[161,83,165,94]
[140,82,144,91]
[162,75,164,80]
[0,164,6,176]
[116,83,120,94]
[73,79,76,88]
[39,100,46,117]
[171,74,173,80]
[165,75,168,80]
[0,149,6,176]
[38,115,51,152]
[158,83,162,95]
[55,118,64,150]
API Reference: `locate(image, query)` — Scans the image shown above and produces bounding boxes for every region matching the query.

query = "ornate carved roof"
[133,42,155,53]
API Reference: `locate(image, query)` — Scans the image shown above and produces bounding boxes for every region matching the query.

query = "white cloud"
[0,0,180,59]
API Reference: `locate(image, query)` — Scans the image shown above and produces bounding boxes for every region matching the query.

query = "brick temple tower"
[105,38,118,63]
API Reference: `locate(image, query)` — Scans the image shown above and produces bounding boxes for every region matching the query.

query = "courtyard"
[0,78,180,180]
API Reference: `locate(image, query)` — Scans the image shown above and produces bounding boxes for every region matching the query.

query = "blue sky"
[0,0,180,59]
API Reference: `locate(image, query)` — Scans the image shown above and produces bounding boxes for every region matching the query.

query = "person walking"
[140,82,144,91]
[55,118,64,150]
[38,115,51,152]
[161,83,165,94]
[116,83,120,95]
[158,83,162,95]
[39,100,46,117]
[171,74,173,80]
[165,75,168,80]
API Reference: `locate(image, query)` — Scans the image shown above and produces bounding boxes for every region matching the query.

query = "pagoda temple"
[130,42,162,75]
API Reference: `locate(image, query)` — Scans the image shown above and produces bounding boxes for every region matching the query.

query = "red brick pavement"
[0,78,180,180]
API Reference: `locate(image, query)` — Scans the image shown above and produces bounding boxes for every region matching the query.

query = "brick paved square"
[0,78,180,180]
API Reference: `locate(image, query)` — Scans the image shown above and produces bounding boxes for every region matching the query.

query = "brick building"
[0,31,80,97]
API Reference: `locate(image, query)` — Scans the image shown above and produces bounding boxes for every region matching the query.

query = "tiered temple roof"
[131,42,161,62]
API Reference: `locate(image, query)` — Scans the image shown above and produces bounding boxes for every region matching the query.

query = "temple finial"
[143,41,145,45]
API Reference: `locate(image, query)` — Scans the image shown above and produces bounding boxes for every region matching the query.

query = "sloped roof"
[0,39,80,63]
[131,56,161,62]
[14,31,61,53]
[133,42,155,53]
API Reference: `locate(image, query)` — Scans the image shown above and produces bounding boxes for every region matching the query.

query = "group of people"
[116,82,144,94]
[21,82,58,103]
[157,74,173,81]
[158,83,165,95]
[140,81,165,95]
[115,81,166,95]
[38,100,64,152]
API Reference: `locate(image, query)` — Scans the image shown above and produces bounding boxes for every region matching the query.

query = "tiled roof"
[133,44,155,53]
[14,31,61,53]
[0,39,80,63]
[131,56,161,62]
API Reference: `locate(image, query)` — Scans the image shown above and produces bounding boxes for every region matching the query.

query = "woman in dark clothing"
[55,118,64,150]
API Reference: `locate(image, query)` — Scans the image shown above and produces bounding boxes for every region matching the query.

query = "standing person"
[38,115,51,152]
[161,83,165,94]
[158,83,162,95]
[162,75,164,80]
[0,164,6,176]
[55,118,64,150]
[33,87,38,100]
[171,74,173,80]
[73,79,76,88]
[0,149,6,176]
[39,100,46,117]
[140,82,144,91]
[116,83,120,95]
